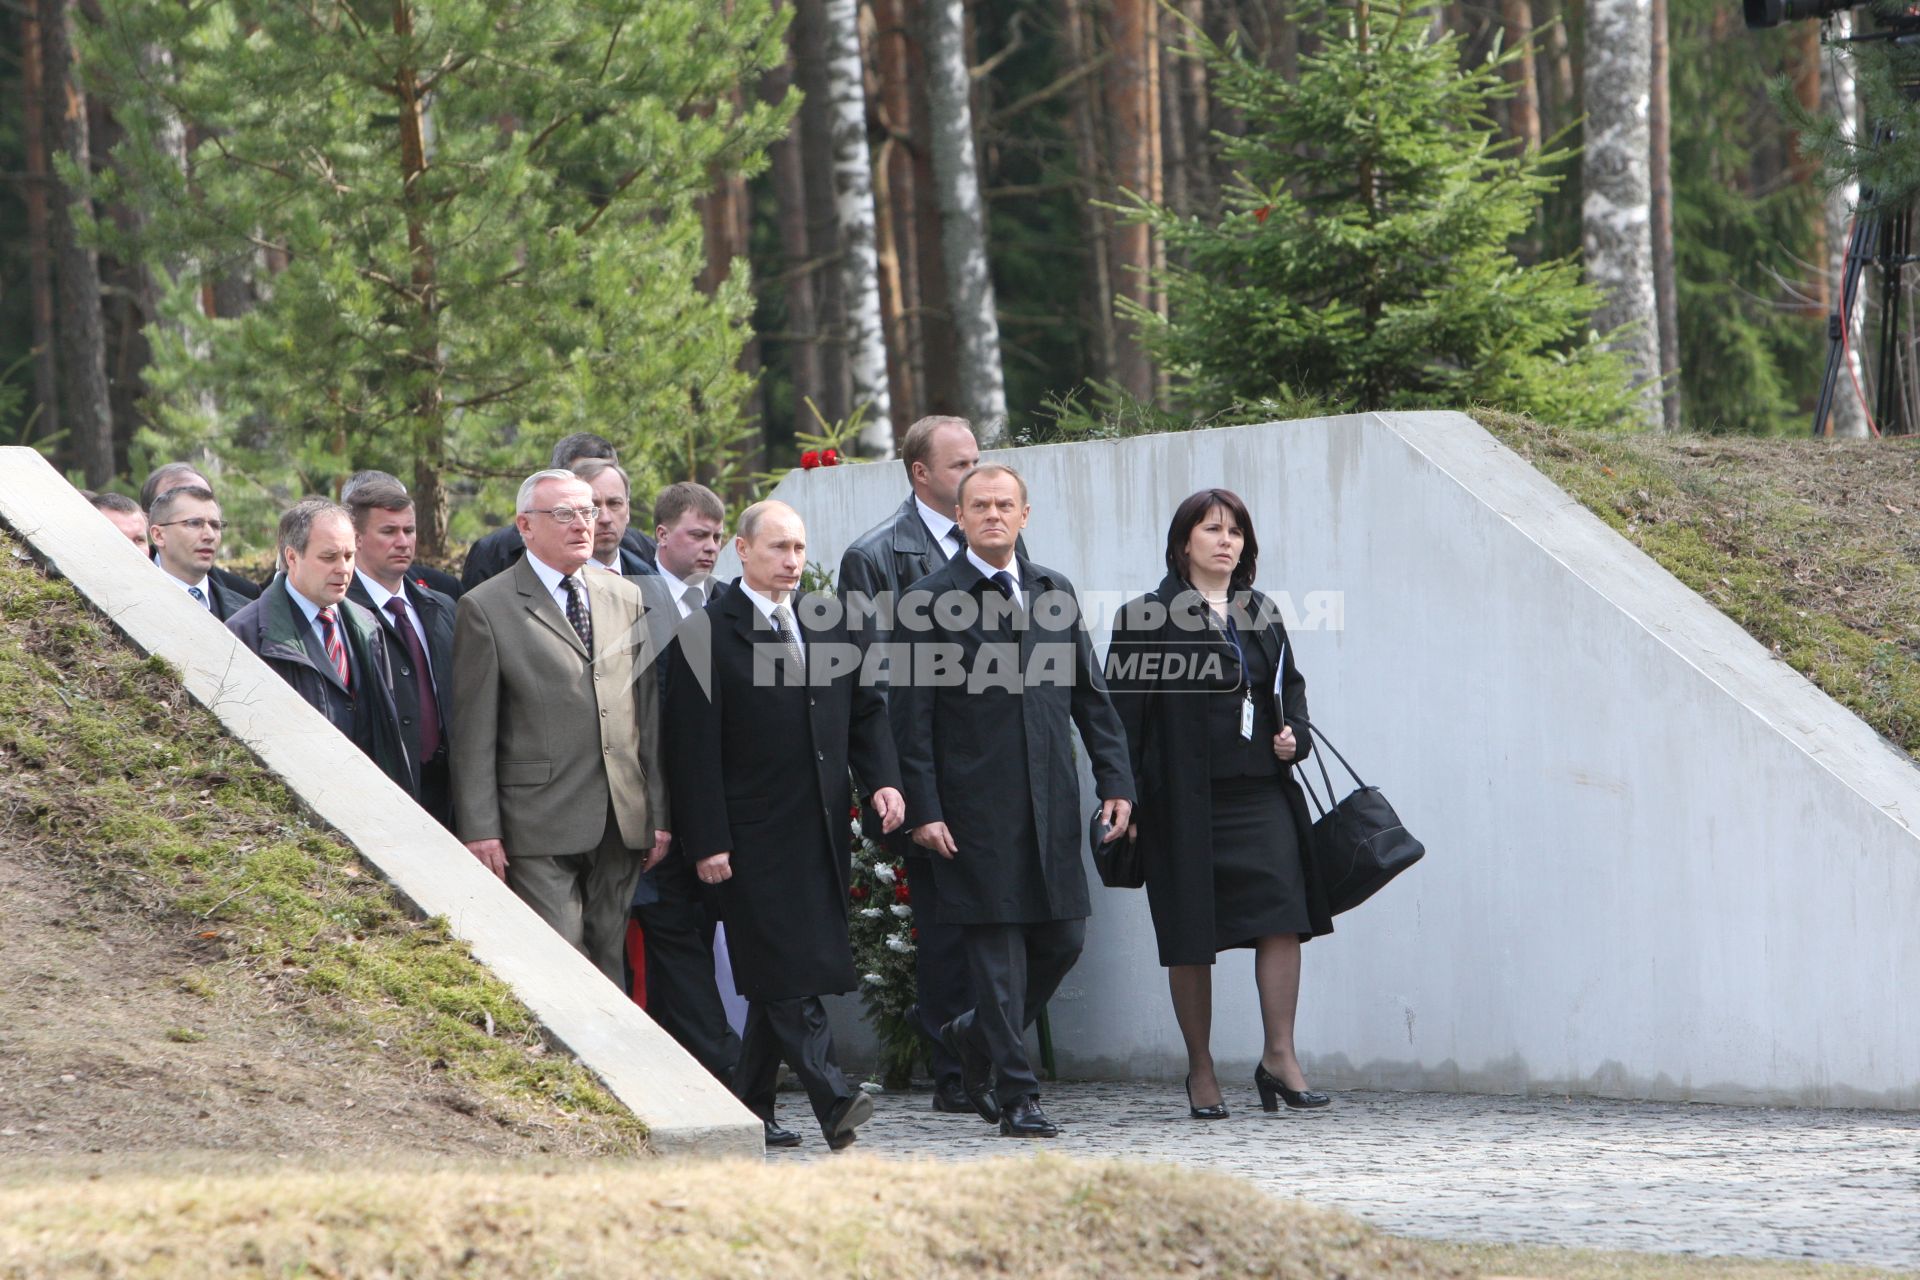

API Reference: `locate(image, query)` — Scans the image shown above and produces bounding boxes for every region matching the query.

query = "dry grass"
[0,1156,1458,1279]
[1475,411,1920,759]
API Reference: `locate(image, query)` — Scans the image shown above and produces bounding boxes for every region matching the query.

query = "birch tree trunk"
[1580,0,1662,426]
[40,0,115,484]
[822,0,895,455]
[1648,0,1680,429]
[1824,12,1870,439]
[925,0,1009,442]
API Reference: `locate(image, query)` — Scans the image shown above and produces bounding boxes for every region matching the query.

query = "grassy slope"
[0,530,643,1149]
[1475,411,1920,761]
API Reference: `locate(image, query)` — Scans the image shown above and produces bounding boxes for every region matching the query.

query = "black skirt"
[1208,775,1312,951]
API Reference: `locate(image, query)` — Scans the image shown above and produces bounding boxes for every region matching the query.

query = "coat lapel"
[514,555,588,659]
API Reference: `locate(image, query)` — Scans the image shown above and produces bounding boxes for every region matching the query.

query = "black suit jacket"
[346,573,456,762]
[888,554,1134,925]
[155,558,256,620]
[411,563,463,601]
[460,522,657,591]
[837,495,1025,854]
[663,582,900,1000]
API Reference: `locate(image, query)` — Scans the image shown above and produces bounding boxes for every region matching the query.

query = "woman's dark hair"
[1165,488,1259,593]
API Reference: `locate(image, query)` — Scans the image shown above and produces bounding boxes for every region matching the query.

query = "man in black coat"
[459,433,657,590]
[890,464,1134,1139]
[837,414,990,1114]
[141,462,264,604]
[227,499,414,796]
[342,471,462,600]
[665,500,906,1152]
[344,476,458,827]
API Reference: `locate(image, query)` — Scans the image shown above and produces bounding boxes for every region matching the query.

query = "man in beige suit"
[452,468,671,983]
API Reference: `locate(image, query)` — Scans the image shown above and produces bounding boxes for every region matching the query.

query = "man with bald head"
[665,500,905,1150]
[452,469,671,983]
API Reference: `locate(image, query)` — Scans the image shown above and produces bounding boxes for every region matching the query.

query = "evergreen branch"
[987,53,1108,128]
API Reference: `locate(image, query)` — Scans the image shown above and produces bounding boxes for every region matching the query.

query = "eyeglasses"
[527,505,602,526]
[153,517,225,533]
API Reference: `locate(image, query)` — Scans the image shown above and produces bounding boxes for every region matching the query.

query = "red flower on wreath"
[850,885,870,901]
[822,448,840,466]
[893,881,911,905]
[848,804,861,820]
[801,449,821,470]
[911,927,921,941]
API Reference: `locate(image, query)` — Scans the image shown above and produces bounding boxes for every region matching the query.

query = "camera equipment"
[1744,0,1857,28]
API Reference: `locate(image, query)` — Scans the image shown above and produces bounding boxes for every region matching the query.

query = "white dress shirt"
[966,547,1022,602]
[523,551,584,619]
[737,582,804,659]
[284,581,344,657]
[915,496,965,559]
[354,570,432,673]
[655,564,711,620]
[164,569,214,610]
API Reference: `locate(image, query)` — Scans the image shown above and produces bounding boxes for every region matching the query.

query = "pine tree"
[84,0,790,552]
[1122,0,1635,429]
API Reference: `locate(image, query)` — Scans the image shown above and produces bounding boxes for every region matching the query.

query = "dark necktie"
[947,526,966,557]
[187,585,209,610]
[562,575,594,657]
[989,570,1017,601]
[682,582,705,613]
[317,606,351,690]
[384,596,441,757]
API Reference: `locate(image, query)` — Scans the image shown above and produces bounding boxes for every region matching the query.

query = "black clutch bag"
[1090,808,1145,889]
[1294,719,1424,915]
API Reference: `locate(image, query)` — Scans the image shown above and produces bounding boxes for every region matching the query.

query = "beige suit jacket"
[451,555,668,856]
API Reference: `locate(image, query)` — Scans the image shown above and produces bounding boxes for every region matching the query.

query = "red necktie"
[317,606,351,690]
[385,596,441,757]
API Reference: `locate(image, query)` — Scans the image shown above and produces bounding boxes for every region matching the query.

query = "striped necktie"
[316,606,351,689]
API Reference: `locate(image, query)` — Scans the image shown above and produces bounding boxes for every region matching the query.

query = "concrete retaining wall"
[0,447,762,1155]
[765,411,1920,1108]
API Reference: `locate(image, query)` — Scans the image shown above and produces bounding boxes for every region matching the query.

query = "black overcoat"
[889,554,1135,926]
[1107,574,1333,966]
[663,583,901,1002]
[347,575,457,759]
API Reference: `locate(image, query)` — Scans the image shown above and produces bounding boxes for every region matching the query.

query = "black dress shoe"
[1254,1062,1330,1111]
[1185,1074,1229,1120]
[939,1020,1000,1124]
[823,1091,874,1152]
[763,1119,802,1148]
[999,1094,1059,1138]
[931,1077,974,1114]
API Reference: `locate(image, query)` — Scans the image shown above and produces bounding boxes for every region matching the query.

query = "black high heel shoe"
[1185,1074,1229,1120]
[1254,1062,1330,1111]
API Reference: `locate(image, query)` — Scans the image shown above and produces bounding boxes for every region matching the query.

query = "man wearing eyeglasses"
[149,485,248,621]
[451,469,672,984]
[140,461,264,605]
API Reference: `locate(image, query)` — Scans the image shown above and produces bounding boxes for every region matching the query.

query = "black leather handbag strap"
[1294,716,1367,817]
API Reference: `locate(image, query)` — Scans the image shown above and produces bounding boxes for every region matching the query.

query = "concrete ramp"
[0,448,762,1154]
[770,410,1920,1108]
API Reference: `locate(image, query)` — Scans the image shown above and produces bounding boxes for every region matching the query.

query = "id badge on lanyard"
[1225,615,1254,740]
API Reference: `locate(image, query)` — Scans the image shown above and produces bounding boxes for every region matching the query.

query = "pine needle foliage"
[1122,0,1636,428]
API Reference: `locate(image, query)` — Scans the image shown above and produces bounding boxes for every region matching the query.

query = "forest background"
[0,0,1868,554]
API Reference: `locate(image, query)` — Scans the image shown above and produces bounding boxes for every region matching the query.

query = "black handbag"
[1090,807,1145,889]
[1294,718,1424,915]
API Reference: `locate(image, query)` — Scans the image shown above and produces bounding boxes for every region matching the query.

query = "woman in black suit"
[1109,488,1333,1118]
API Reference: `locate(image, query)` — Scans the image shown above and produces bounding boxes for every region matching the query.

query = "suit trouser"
[418,752,454,831]
[506,807,643,986]
[903,852,971,1085]
[636,849,742,1085]
[734,996,854,1131]
[955,917,1086,1106]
